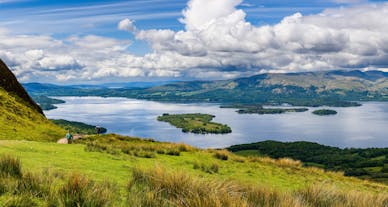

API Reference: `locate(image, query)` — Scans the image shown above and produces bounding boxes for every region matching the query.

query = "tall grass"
[0,155,22,178]
[57,173,115,207]
[213,150,229,160]
[1,151,387,207]
[79,134,195,158]
[127,167,388,207]
[16,172,52,198]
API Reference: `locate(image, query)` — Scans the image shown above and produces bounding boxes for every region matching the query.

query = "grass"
[1,153,387,206]
[157,113,232,134]
[0,155,22,178]
[0,88,66,141]
[0,136,387,192]
[0,135,387,206]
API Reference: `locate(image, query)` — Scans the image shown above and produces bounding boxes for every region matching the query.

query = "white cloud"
[118,18,136,32]
[1,0,388,83]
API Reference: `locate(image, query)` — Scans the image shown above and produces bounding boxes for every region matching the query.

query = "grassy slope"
[0,88,65,141]
[0,136,386,194]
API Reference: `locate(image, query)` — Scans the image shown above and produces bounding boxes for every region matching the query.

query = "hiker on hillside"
[66,130,73,144]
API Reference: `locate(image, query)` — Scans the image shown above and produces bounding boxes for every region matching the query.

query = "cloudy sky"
[0,0,387,84]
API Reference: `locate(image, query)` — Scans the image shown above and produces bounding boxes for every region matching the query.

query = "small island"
[221,104,308,114]
[312,109,338,116]
[157,113,232,134]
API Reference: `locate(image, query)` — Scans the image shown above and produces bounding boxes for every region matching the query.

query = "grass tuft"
[58,173,114,207]
[213,150,229,161]
[0,155,22,178]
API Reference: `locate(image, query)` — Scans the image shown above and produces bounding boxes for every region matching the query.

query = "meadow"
[0,134,387,206]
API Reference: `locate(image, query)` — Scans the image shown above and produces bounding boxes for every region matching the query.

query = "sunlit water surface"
[45,97,388,148]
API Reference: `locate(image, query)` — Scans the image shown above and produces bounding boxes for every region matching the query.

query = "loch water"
[45,97,388,148]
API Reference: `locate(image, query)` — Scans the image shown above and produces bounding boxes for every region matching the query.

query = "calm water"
[45,97,388,148]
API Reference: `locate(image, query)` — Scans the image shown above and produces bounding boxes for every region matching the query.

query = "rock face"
[0,59,43,114]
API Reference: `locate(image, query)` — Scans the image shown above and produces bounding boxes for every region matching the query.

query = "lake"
[45,97,388,148]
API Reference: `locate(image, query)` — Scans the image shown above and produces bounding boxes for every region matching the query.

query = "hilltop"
[24,70,388,107]
[0,59,65,141]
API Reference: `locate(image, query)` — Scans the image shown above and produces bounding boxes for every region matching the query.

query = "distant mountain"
[125,70,388,106]
[0,59,65,141]
[23,70,388,107]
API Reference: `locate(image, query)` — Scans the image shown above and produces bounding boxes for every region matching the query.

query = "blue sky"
[1,0,388,83]
[0,0,370,54]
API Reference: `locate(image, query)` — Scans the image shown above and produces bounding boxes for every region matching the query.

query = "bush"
[166,149,180,156]
[0,155,22,178]
[214,150,229,161]
[133,150,156,158]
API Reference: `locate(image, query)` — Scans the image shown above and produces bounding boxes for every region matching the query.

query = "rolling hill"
[24,70,388,107]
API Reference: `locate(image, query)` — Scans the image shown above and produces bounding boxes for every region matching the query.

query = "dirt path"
[57,134,83,144]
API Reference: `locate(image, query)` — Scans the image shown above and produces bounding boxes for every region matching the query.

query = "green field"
[157,113,232,134]
[0,135,387,206]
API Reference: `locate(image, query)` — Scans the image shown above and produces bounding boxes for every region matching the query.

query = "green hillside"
[0,59,65,141]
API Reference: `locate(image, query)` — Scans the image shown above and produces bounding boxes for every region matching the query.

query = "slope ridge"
[0,59,65,141]
[0,59,43,114]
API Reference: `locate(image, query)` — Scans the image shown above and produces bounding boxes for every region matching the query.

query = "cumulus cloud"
[118,18,136,32]
[133,0,388,73]
[1,0,388,83]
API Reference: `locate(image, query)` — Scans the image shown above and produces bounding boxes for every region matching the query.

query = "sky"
[0,0,388,84]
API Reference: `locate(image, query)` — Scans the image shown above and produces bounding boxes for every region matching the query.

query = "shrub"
[133,150,156,158]
[277,158,302,168]
[214,150,229,161]
[0,155,22,178]
[166,149,180,156]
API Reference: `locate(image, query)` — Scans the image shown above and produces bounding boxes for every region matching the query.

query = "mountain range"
[24,70,388,107]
